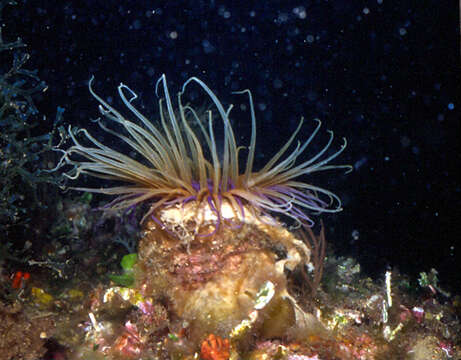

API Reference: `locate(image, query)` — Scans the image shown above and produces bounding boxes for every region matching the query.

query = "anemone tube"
[54,75,351,231]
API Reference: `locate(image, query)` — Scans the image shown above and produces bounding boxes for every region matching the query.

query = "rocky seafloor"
[1,197,460,360]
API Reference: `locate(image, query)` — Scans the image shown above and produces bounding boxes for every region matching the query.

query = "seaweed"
[0,0,64,238]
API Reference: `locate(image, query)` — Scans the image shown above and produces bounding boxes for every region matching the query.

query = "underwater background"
[1,1,461,359]
[3,0,459,290]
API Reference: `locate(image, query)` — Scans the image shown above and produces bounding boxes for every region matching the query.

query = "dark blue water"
[4,0,460,290]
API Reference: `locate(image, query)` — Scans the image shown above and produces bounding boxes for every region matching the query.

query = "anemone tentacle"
[55,75,351,232]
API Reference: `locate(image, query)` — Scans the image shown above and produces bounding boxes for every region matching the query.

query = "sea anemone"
[54,75,351,232]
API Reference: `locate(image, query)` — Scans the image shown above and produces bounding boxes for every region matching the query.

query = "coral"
[200,334,230,360]
[135,200,323,350]
[66,284,170,360]
[111,321,142,358]
[0,301,54,360]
